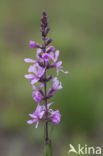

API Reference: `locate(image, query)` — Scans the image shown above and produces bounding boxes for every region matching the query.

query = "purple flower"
[24,63,45,85]
[27,105,45,128]
[28,63,45,77]
[46,46,55,52]
[52,77,63,90]
[32,90,42,103]
[24,49,43,65]
[42,102,53,112]
[42,53,51,62]
[29,40,38,48]
[50,50,68,75]
[56,61,68,76]
[50,50,59,63]
[24,74,40,85]
[49,46,55,51]
[41,103,61,125]
[50,110,61,125]
[48,88,55,98]
[32,86,43,103]
[47,78,62,98]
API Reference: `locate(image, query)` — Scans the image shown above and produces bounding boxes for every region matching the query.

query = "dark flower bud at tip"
[42,11,47,17]
[42,31,46,37]
[45,27,50,35]
[46,38,52,46]
[41,17,48,26]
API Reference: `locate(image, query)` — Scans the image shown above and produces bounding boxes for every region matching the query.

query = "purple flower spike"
[29,40,38,48]
[25,12,68,146]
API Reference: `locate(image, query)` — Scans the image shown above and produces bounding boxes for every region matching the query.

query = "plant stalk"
[43,38,52,156]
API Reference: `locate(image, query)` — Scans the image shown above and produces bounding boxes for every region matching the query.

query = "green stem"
[44,140,52,156]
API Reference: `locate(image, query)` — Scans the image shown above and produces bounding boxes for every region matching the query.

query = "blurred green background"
[0,0,103,155]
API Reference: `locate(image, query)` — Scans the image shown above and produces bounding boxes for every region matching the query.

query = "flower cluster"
[24,12,68,128]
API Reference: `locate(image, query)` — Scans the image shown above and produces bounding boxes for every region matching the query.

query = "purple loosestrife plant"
[24,12,68,156]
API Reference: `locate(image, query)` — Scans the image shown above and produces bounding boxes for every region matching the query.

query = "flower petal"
[50,52,54,60]
[35,121,39,128]
[47,46,55,52]
[27,120,34,124]
[32,85,38,90]
[39,111,45,119]
[54,50,59,62]
[57,82,63,90]
[30,77,39,85]
[47,102,53,109]
[36,48,42,60]
[53,77,62,90]
[28,64,37,74]
[50,110,61,124]
[60,69,68,74]
[29,113,36,118]
[56,61,62,67]
[56,69,59,76]
[40,83,44,88]
[38,66,45,77]
[24,58,36,63]
[24,74,34,79]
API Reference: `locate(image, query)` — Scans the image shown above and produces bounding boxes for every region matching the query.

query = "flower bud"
[29,40,38,48]
[42,11,47,17]
[46,38,52,46]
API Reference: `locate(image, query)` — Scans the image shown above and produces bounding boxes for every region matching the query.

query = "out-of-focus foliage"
[0,0,103,155]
